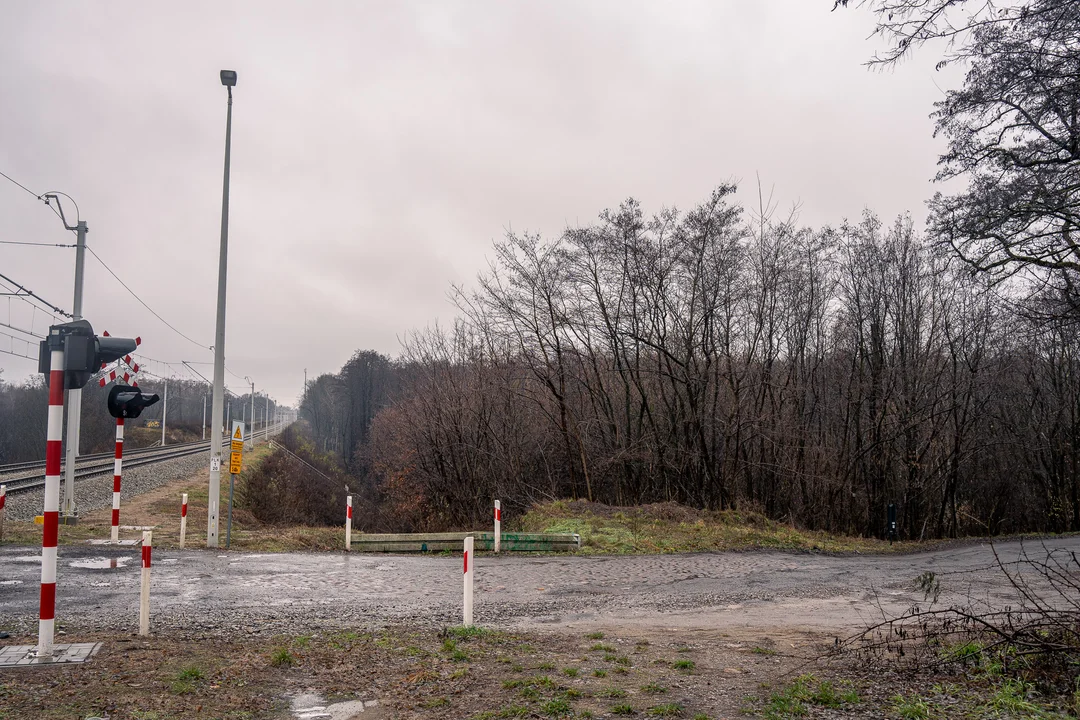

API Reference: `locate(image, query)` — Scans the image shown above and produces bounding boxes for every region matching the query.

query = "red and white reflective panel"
[111,418,124,542]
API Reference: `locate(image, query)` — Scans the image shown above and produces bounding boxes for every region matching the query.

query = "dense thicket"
[301,192,1080,539]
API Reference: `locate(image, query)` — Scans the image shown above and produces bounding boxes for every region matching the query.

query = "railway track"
[0,424,281,495]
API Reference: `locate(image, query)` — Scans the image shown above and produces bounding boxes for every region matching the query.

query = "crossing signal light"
[108,384,160,419]
[38,319,139,389]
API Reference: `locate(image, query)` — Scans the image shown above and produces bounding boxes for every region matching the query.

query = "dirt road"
[1,537,1069,638]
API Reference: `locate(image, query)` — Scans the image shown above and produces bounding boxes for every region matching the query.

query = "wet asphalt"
[1,537,1075,637]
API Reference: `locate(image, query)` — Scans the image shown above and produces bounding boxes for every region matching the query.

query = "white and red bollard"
[38,345,65,657]
[0,483,6,541]
[139,530,152,635]
[463,535,474,627]
[111,418,124,542]
[345,495,353,551]
[494,500,502,553]
[179,493,188,548]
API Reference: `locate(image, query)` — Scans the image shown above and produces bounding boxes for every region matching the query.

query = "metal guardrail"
[349,531,581,553]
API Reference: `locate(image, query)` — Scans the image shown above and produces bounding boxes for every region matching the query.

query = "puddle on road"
[290,691,380,719]
[0,580,23,585]
[70,557,131,570]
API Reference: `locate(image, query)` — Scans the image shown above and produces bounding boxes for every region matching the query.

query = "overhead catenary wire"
[0,240,77,248]
[85,245,209,350]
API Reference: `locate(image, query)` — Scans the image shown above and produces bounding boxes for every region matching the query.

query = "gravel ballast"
[3,451,209,522]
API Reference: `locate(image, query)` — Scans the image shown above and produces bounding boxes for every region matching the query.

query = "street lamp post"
[208,69,236,547]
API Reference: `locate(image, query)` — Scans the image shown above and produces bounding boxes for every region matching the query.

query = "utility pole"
[45,190,87,523]
[207,69,237,548]
[202,394,206,441]
[160,379,168,446]
[247,378,255,450]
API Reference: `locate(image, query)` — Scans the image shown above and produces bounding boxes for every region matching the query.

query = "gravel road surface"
[2,537,1073,638]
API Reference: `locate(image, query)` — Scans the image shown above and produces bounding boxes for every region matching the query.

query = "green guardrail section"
[348,531,580,553]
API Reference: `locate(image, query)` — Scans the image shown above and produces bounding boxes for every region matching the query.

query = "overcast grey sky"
[0,1,958,405]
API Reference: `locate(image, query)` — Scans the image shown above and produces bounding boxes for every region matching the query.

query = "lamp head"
[220,70,237,87]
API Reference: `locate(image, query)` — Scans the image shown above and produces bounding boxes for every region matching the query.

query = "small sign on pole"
[227,422,244,549]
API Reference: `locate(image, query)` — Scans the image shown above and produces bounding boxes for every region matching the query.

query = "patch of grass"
[519,687,541,701]
[598,688,628,698]
[751,646,776,656]
[676,646,691,653]
[642,683,668,694]
[673,659,695,671]
[169,665,205,694]
[520,499,908,555]
[538,661,556,670]
[586,632,605,640]
[269,647,294,667]
[604,654,618,663]
[891,694,932,720]
[564,689,584,699]
[611,703,635,715]
[593,669,607,678]
[615,656,632,666]
[591,643,616,652]
[512,663,524,672]
[542,698,573,716]
[563,667,579,678]
[442,638,458,652]
[613,666,629,675]
[450,667,468,679]
[451,649,469,662]
[983,679,1044,716]
[646,704,684,717]
[422,697,450,709]
[693,715,711,720]
[945,640,984,665]
[503,679,526,689]
[448,625,491,640]
[293,634,312,648]
[532,675,556,689]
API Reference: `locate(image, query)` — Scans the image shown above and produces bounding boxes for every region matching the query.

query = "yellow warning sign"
[230,451,243,474]
[231,440,243,452]
[233,426,243,440]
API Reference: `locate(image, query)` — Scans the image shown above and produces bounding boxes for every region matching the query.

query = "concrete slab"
[0,642,102,668]
[86,539,140,546]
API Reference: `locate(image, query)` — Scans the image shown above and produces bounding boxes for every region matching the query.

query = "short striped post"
[111,418,124,543]
[494,500,502,553]
[0,484,6,541]
[179,493,188,548]
[463,535,474,627]
[345,495,353,551]
[139,530,152,635]
[38,345,65,657]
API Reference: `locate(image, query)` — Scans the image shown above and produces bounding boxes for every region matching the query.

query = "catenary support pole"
[0,484,6,541]
[345,495,353,551]
[463,535,474,627]
[494,500,501,553]
[226,471,235,550]
[139,530,152,635]
[111,418,124,542]
[61,220,88,521]
[208,74,235,548]
[179,493,188,548]
[202,395,206,441]
[161,380,167,446]
[38,344,65,657]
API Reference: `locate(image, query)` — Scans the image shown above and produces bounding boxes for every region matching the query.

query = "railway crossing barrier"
[347,531,579,553]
